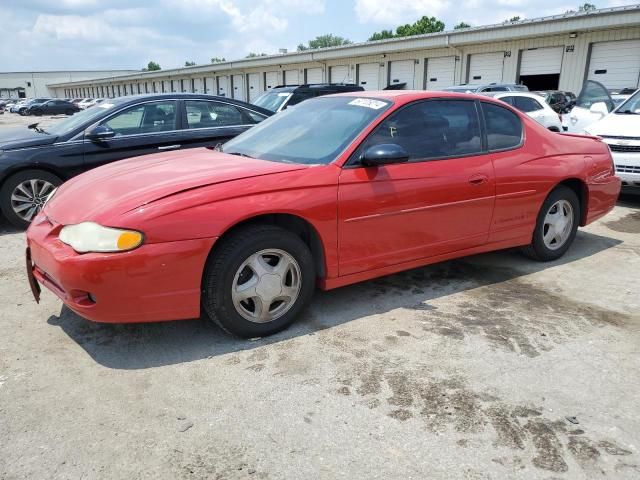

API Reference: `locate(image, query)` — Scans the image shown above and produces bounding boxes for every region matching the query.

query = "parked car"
[583,88,640,192]
[26,99,81,116]
[533,90,576,114]
[26,91,620,338]
[252,83,364,113]
[563,80,631,133]
[77,98,96,109]
[71,98,85,104]
[18,98,51,115]
[0,94,272,227]
[10,100,30,113]
[442,83,529,93]
[482,92,563,131]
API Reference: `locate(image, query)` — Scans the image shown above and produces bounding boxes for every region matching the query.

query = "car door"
[337,99,495,276]
[178,99,267,149]
[82,100,182,172]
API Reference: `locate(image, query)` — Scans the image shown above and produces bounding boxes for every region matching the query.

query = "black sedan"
[26,99,80,116]
[0,94,272,227]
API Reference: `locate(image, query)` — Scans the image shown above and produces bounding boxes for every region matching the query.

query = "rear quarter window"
[481,102,523,151]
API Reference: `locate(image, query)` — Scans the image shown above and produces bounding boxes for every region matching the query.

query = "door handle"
[468,174,488,185]
[158,144,181,151]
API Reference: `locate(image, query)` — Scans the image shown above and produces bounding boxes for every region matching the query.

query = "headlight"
[59,222,144,253]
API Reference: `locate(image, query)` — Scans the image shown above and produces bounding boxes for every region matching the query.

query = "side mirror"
[361,144,409,167]
[589,101,609,117]
[86,124,116,141]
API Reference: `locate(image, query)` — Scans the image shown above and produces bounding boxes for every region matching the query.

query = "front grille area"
[616,164,640,174]
[609,144,640,153]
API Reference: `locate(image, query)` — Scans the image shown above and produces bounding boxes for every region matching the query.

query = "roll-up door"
[265,71,278,90]
[232,74,246,101]
[389,60,415,89]
[587,40,640,90]
[330,65,350,83]
[519,46,564,90]
[468,52,504,84]
[425,56,456,90]
[358,63,380,90]
[248,73,260,101]
[305,68,323,84]
[217,76,229,97]
[284,69,299,85]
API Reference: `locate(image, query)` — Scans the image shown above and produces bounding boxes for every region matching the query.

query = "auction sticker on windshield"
[348,98,388,110]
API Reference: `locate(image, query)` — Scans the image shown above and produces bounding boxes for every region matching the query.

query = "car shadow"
[47,229,623,370]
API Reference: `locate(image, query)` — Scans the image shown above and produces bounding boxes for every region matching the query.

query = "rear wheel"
[66,109,74,115]
[202,224,315,337]
[0,170,62,228]
[522,185,580,261]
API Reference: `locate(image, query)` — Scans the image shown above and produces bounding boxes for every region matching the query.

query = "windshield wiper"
[27,123,49,134]
[226,151,255,159]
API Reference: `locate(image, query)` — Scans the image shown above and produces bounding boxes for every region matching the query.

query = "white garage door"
[520,47,564,75]
[265,71,278,90]
[284,69,299,85]
[306,68,323,84]
[358,63,380,90]
[232,74,246,101]
[587,40,640,90]
[330,65,350,83]
[217,76,229,97]
[426,56,456,90]
[248,73,260,101]
[468,52,504,83]
[389,60,415,89]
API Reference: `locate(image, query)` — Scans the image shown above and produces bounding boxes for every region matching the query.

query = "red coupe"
[26,91,620,337]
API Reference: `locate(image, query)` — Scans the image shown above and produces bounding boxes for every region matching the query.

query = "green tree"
[210,57,226,64]
[369,16,445,41]
[368,29,395,41]
[184,61,196,66]
[245,52,268,58]
[453,22,471,29]
[297,34,352,51]
[144,61,161,71]
[504,16,521,22]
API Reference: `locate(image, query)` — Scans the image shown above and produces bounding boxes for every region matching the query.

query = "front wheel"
[0,170,62,228]
[522,185,580,261]
[202,224,315,337]
[66,109,74,115]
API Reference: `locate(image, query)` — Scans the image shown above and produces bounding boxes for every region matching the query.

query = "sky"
[0,0,633,72]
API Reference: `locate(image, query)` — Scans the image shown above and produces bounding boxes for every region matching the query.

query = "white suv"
[584,88,640,192]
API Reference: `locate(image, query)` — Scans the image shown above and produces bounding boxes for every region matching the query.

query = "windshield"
[252,91,292,112]
[223,96,392,165]
[615,90,640,114]
[45,100,123,136]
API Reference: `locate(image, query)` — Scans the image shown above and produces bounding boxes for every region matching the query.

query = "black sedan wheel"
[0,170,62,228]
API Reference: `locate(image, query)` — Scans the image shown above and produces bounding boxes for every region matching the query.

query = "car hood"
[585,113,640,137]
[0,127,58,149]
[46,148,310,225]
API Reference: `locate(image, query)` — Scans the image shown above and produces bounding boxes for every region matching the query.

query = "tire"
[202,224,315,338]
[522,185,580,261]
[66,109,74,116]
[33,110,43,117]
[0,170,62,229]
[19,109,27,116]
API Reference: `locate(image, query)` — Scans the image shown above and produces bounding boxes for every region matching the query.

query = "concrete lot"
[0,113,639,479]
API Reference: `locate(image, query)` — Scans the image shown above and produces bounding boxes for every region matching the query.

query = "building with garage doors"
[0,70,139,99]
[48,5,640,101]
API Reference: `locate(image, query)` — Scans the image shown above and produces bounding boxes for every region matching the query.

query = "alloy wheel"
[542,199,574,250]
[231,248,302,323]
[10,179,55,222]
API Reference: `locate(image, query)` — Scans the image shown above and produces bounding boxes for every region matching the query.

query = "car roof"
[106,93,274,116]
[327,90,519,105]
[482,91,544,99]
